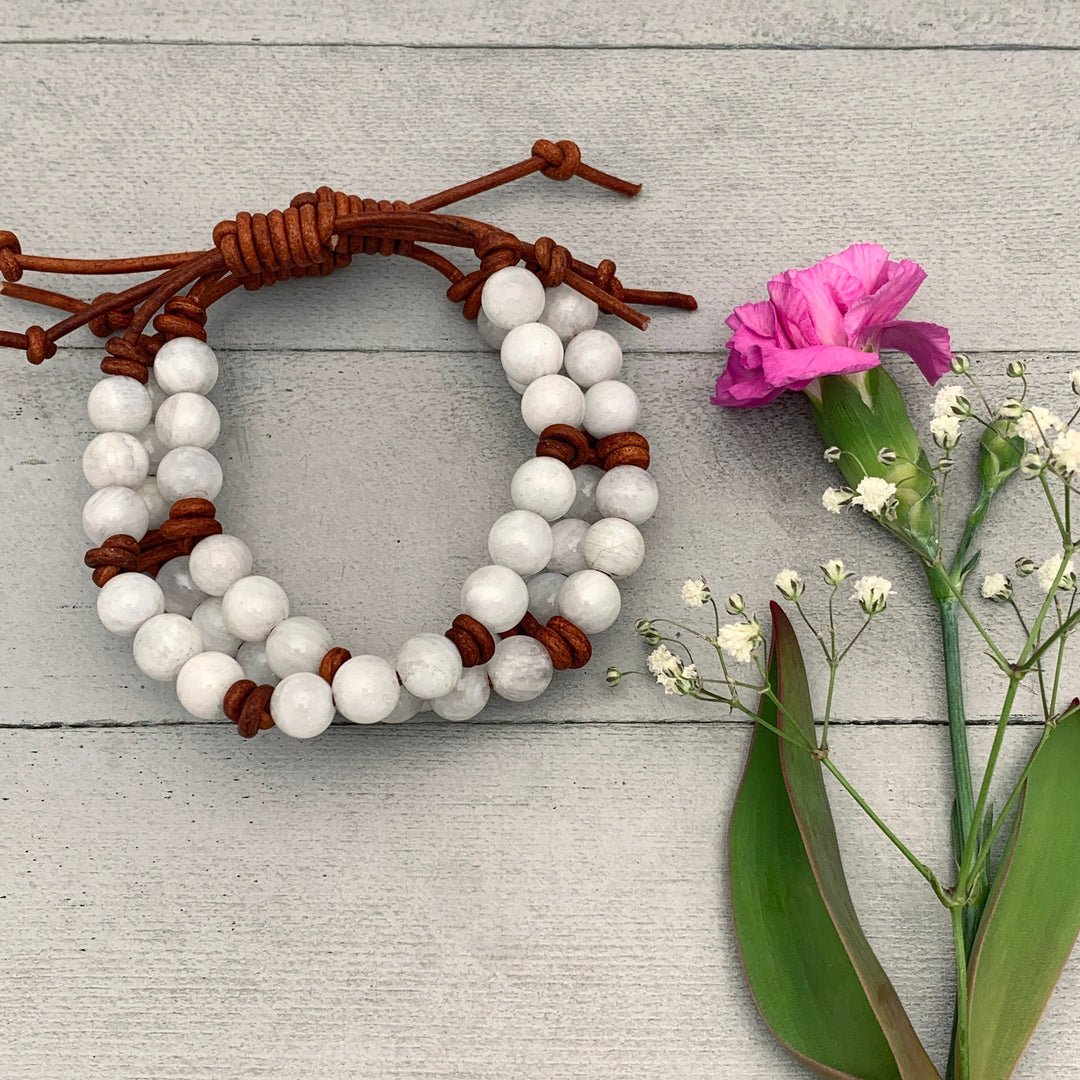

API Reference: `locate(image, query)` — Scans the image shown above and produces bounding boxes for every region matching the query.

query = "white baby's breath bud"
[937,457,955,474]
[883,497,900,521]
[930,414,961,450]
[774,569,805,601]
[635,618,662,645]
[950,354,970,375]
[717,618,764,664]
[605,667,624,686]
[647,644,682,677]
[681,579,711,606]
[1050,429,1080,476]
[820,559,852,586]
[851,476,897,516]
[852,575,894,616]
[1016,407,1064,446]
[822,486,855,514]
[674,664,702,695]
[1035,555,1077,593]
[981,573,1012,603]
[823,445,842,463]
[877,447,898,465]
[933,385,970,419]
[1020,452,1045,478]
[1071,369,1080,396]
[1006,360,1027,378]
[724,593,745,616]
[998,399,1024,421]
[1015,557,1037,577]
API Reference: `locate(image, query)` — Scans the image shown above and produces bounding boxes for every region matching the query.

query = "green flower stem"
[952,905,971,1080]
[819,662,838,750]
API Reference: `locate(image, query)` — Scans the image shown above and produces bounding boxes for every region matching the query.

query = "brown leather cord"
[502,611,593,671]
[595,431,650,471]
[318,647,352,684]
[445,613,496,668]
[223,680,276,738]
[536,425,651,471]
[84,533,141,587]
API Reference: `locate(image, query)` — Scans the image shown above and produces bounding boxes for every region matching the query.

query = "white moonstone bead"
[188,534,253,597]
[133,612,202,681]
[568,463,604,523]
[96,573,165,637]
[510,457,576,521]
[271,671,336,739]
[507,376,529,395]
[595,465,659,525]
[146,372,168,413]
[583,380,641,439]
[157,556,209,618]
[153,336,219,396]
[82,431,150,489]
[221,575,289,642]
[520,374,585,435]
[430,666,491,721]
[136,423,168,471]
[87,376,153,434]
[477,308,509,350]
[137,476,170,529]
[396,632,463,700]
[383,685,424,724]
[488,509,553,576]
[547,518,589,575]
[82,485,149,546]
[191,597,242,655]
[527,572,566,625]
[557,569,622,634]
[583,517,645,579]
[539,283,599,342]
[480,266,546,330]
[487,636,554,702]
[500,322,563,389]
[155,392,220,450]
[237,640,279,686]
[156,446,223,503]
[332,655,401,724]
[265,616,333,678]
[175,651,244,720]
[460,564,529,633]
[563,328,623,388]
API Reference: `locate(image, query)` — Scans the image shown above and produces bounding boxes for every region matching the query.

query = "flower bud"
[950,354,971,375]
[725,593,745,615]
[823,445,842,463]
[1020,452,1045,478]
[820,559,851,586]
[1015,557,1037,577]
[998,399,1024,420]
[937,457,955,473]
[981,573,1012,603]
[852,575,893,616]
[605,667,624,686]
[774,569,805,601]
[877,447,898,465]
[1006,360,1027,378]
[931,415,960,450]
[883,497,900,521]
[635,619,662,646]
[681,579,711,606]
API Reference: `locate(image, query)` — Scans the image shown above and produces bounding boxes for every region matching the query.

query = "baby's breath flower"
[998,399,1024,421]
[1071,370,1080,396]
[681,578,711,606]
[1020,452,1046,478]
[852,575,893,615]
[823,445,842,463]
[1035,555,1077,593]
[950,354,970,375]
[774,569,805,601]
[717,618,764,663]
[724,593,746,615]
[635,618,662,645]
[981,573,1012,602]
[1015,556,1037,577]
[933,385,970,418]
[822,486,855,514]
[820,558,851,585]
[1006,360,1027,378]
[877,447,897,465]
[656,672,679,695]
[930,414,961,450]
[647,644,681,677]
[605,667,624,686]
[851,476,897,516]
[1016,406,1064,446]
[1050,428,1080,475]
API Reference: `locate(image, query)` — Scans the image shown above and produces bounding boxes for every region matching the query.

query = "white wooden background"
[1,4,1078,1077]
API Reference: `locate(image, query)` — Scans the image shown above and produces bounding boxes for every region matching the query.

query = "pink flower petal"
[843,259,927,339]
[870,320,953,384]
[726,298,775,338]
[822,243,891,293]
[761,343,880,388]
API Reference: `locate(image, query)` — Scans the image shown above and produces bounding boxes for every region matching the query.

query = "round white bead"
[583,517,645,579]
[499,322,563,389]
[487,509,553,576]
[480,266,546,330]
[395,632,463,700]
[146,372,168,413]
[460,564,529,633]
[155,392,221,450]
[430,666,491,721]
[595,465,658,525]
[133,613,202,681]
[157,556,209,618]
[568,463,604,523]
[487,636,554,702]
[510,457,576,521]
[557,569,622,634]
[539,283,599,342]
[520,374,585,435]
[191,597,242,655]
[188,534,253,597]
[265,616,333,678]
[271,671,336,739]
[96,573,165,637]
[175,651,244,720]
[583,380,641,439]
[221,575,289,642]
[527,572,566,624]
[82,431,150,490]
[153,337,219,395]
[477,308,509,350]
[237,640,279,686]
[547,518,589,574]
[332,655,400,724]
[137,476,170,529]
[136,423,168,471]
[86,376,153,434]
[383,685,424,724]
[563,329,623,388]
[82,485,149,546]
[156,446,223,503]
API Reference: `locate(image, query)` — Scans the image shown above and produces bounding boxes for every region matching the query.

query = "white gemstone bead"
[487,509,553,576]
[568,463,604,523]
[430,666,491,721]
[477,308,509,350]
[557,569,622,634]
[191,597,242,655]
[547,518,589,575]
[153,337,219,395]
[146,372,168,413]
[265,616,333,678]
[221,575,289,642]
[480,266,545,330]
[583,380,641,439]
[82,431,150,489]
[271,671,336,739]
[526,572,566,624]
[175,651,244,720]
[510,457,576,521]
[595,465,658,524]
[156,446,223,503]
[383,685,424,724]
[133,612,202,681]
[87,376,153,434]
[137,476,170,529]
[136,423,168,471]
[155,392,220,450]
[237,640,279,686]
[563,329,623,388]
[396,632,463,700]
[460,564,529,634]
[82,485,149,546]
[332,655,400,724]
[583,517,645,579]
[96,573,165,637]
[487,636,554,702]
[539,283,599,342]
[520,374,585,435]
[507,376,529,395]
[500,322,563,389]
[188,535,253,597]
[157,556,209,618]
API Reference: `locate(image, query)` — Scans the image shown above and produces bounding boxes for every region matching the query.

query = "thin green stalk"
[819,662,838,750]
[1050,593,1076,716]
[952,906,971,1080]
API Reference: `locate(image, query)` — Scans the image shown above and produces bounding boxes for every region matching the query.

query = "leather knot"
[84,533,141,588]
[532,139,581,182]
[446,230,523,319]
[505,612,592,671]
[533,236,571,288]
[88,292,135,339]
[0,230,22,282]
[318,647,352,683]
[445,614,496,668]
[25,325,55,365]
[154,295,208,342]
[223,680,276,738]
[100,334,155,383]
[596,431,650,471]
[536,424,598,469]
[593,258,625,301]
[158,498,222,543]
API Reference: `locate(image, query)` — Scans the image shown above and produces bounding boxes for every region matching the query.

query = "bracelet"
[1,138,696,738]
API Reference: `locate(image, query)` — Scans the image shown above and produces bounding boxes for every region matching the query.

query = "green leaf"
[965,711,1080,1079]
[728,603,941,1080]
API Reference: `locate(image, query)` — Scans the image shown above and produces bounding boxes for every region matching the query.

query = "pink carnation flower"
[712,244,952,408]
